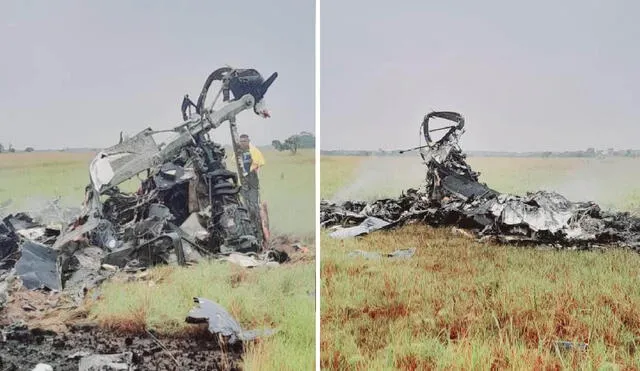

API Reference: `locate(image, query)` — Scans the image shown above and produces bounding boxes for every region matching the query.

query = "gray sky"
[0,0,314,150]
[321,0,640,152]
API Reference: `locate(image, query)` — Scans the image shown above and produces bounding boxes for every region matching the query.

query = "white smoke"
[331,156,426,203]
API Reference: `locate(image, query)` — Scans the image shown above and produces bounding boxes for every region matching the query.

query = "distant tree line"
[472,148,640,158]
[321,150,390,157]
[322,147,640,158]
[0,143,34,153]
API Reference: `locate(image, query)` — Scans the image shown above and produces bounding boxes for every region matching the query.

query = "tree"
[0,143,4,153]
[8,144,15,153]
[272,132,315,155]
[284,136,299,154]
[272,136,300,154]
[272,140,284,151]
[25,147,34,152]
[297,132,315,148]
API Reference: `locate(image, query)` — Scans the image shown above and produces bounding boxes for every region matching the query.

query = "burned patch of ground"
[0,325,243,371]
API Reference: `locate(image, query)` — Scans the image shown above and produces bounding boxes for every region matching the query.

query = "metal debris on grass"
[347,248,416,260]
[185,297,277,344]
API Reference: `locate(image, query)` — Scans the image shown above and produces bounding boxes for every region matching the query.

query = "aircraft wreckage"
[321,111,640,250]
[0,67,291,298]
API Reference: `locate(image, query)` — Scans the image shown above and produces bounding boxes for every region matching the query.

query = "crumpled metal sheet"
[490,192,588,234]
[61,246,110,304]
[89,127,160,194]
[153,163,195,191]
[179,213,208,241]
[185,297,276,344]
[329,216,391,239]
[102,232,185,268]
[53,216,101,250]
[3,213,40,231]
[16,227,46,241]
[14,240,61,291]
[0,231,19,269]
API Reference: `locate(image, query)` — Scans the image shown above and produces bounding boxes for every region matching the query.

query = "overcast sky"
[321,0,639,152]
[0,0,314,150]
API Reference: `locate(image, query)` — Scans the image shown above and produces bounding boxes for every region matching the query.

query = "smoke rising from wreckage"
[0,67,296,368]
[321,111,640,250]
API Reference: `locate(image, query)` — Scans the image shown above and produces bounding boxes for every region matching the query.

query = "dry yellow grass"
[322,226,640,370]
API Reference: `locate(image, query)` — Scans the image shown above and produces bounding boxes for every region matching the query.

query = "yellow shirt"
[249,144,265,171]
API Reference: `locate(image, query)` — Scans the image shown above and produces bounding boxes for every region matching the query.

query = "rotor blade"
[429,125,457,133]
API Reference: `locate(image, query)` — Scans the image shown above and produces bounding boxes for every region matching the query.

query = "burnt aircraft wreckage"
[0,67,287,297]
[321,111,640,250]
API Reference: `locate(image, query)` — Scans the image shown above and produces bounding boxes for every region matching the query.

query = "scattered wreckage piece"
[220,252,283,268]
[185,297,277,344]
[321,111,640,250]
[78,352,134,371]
[329,216,392,239]
[15,241,61,291]
[347,248,416,260]
[555,341,588,352]
[31,364,54,371]
[1,221,20,272]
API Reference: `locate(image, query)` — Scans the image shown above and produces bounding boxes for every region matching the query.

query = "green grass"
[0,148,315,370]
[245,148,315,238]
[91,260,315,370]
[321,154,640,370]
[0,152,94,207]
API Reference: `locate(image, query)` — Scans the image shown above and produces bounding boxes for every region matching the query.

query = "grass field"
[0,148,315,370]
[1,148,315,238]
[321,155,640,370]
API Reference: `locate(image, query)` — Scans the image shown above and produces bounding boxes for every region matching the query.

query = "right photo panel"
[320,1,640,369]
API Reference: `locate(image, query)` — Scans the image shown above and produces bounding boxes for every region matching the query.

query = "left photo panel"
[0,1,316,370]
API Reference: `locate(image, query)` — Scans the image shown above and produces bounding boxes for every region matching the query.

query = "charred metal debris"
[321,111,640,250]
[186,297,277,344]
[0,67,292,298]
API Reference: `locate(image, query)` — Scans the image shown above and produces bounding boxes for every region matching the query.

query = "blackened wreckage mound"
[321,111,640,250]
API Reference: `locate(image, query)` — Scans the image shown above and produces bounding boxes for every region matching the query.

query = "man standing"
[238,134,266,244]
[239,134,265,176]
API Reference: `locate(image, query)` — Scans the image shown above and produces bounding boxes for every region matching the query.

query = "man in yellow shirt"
[238,134,266,244]
[239,134,265,173]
